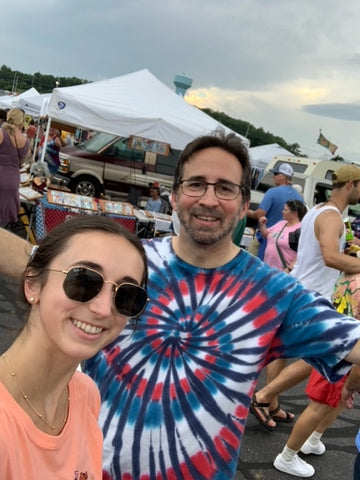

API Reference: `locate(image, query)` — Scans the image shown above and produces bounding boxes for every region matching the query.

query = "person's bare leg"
[313,404,344,434]
[287,401,343,451]
[258,359,312,403]
[252,360,312,425]
[274,401,343,477]
[265,358,294,420]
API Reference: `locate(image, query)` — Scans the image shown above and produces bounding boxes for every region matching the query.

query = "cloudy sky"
[2,0,360,161]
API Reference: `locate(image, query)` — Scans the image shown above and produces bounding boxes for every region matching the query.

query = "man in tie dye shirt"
[1,131,360,480]
[82,131,360,480]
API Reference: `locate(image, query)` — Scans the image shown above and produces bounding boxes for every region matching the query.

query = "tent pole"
[32,121,41,162]
[39,116,52,163]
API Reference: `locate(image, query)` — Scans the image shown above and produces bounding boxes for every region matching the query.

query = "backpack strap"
[275,223,287,269]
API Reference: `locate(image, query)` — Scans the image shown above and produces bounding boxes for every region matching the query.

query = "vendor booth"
[18,185,172,244]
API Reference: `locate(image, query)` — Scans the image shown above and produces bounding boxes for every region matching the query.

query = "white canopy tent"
[46,69,250,150]
[14,93,51,117]
[0,87,40,110]
[249,143,294,169]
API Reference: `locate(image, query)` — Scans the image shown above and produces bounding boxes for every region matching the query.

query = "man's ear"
[170,191,177,210]
[240,200,250,219]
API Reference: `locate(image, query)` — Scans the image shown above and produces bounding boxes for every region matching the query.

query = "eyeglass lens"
[181,180,241,199]
[63,267,148,317]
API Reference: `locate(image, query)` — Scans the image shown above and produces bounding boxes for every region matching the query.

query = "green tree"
[0,64,88,94]
[202,107,307,156]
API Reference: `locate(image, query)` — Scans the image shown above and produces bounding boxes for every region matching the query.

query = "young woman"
[259,199,307,272]
[0,215,148,478]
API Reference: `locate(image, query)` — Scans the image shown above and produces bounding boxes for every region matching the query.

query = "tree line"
[2,64,342,159]
[0,64,87,94]
[202,108,304,157]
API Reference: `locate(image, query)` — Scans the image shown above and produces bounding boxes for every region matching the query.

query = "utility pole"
[12,73,18,94]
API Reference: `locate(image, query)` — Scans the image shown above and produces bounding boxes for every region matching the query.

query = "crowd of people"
[1,126,360,479]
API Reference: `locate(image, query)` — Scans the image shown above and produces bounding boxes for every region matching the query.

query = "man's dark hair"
[0,109,7,122]
[173,129,251,202]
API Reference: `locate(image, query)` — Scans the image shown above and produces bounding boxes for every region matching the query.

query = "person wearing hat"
[290,164,360,297]
[251,164,360,477]
[246,162,304,260]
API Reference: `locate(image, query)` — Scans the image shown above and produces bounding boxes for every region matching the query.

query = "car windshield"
[78,132,118,153]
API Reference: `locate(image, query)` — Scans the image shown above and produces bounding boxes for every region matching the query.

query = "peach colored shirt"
[0,371,102,479]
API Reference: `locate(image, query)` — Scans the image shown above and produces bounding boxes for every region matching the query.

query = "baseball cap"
[332,165,360,184]
[269,163,294,177]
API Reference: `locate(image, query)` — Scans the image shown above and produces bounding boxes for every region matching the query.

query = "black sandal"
[269,405,294,422]
[249,394,275,431]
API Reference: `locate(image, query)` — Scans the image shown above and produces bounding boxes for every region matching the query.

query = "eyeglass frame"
[179,179,245,200]
[33,266,149,318]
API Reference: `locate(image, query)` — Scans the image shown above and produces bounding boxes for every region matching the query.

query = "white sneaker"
[274,453,315,477]
[300,439,326,455]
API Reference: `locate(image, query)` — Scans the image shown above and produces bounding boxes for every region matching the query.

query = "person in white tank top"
[251,165,360,443]
[291,204,345,300]
[291,165,360,299]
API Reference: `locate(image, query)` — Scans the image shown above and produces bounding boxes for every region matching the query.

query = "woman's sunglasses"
[46,266,149,318]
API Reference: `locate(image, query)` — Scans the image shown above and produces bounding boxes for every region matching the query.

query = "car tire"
[70,175,102,198]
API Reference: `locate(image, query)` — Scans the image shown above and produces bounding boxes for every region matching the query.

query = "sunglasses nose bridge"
[102,279,119,305]
[86,278,116,317]
[103,279,118,290]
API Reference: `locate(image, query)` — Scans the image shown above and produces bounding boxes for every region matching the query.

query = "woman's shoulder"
[15,131,28,149]
[71,370,101,413]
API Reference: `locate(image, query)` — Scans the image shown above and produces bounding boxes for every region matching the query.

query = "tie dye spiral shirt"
[84,237,360,480]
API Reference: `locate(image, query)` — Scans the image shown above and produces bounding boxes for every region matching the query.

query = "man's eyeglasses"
[45,266,149,318]
[179,180,243,200]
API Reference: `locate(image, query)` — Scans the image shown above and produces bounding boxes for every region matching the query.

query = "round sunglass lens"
[63,267,103,302]
[115,284,148,317]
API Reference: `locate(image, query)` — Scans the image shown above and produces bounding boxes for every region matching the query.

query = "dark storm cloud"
[303,103,360,122]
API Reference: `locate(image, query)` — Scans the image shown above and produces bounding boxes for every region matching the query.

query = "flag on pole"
[317,131,338,155]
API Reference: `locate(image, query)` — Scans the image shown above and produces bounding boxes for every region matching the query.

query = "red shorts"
[305,368,348,408]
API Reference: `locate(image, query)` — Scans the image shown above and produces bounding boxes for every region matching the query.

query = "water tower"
[173,74,193,96]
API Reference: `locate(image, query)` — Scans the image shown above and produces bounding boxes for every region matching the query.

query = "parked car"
[57,132,179,205]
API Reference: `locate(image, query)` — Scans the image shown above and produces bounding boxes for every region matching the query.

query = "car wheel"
[71,175,102,198]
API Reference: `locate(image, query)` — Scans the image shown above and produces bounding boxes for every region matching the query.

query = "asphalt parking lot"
[237,369,359,479]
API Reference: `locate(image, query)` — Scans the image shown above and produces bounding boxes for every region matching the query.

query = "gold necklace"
[2,354,69,431]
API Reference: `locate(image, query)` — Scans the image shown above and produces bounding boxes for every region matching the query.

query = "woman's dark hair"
[286,199,307,221]
[173,129,251,203]
[22,215,148,303]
